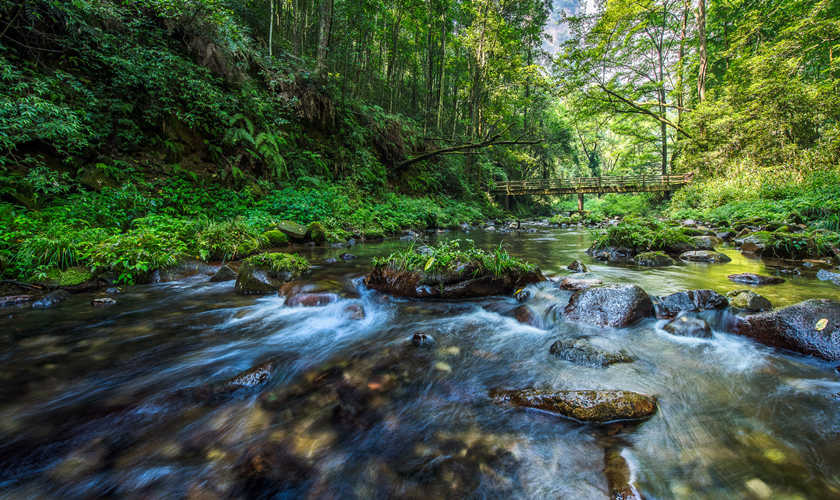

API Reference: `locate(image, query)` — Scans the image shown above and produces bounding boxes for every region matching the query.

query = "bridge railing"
[490,173,693,194]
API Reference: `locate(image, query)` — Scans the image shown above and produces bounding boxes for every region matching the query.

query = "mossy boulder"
[262,230,289,247]
[275,220,308,241]
[365,239,544,299]
[679,250,732,263]
[490,388,657,423]
[736,231,825,259]
[727,290,772,312]
[43,267,94,287]
[306,222,327,244]
[564,284,654,328]
[235,253,310,295]
[634,251,675,267]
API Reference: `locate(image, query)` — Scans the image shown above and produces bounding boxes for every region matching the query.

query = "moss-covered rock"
[275,220,308,241]
[727,290,772,312]
[679,250,732,263]
[490,388,657,423]
[365,239,543,298]
[306,222,327,244]
[262,230,289,247]
[43,267,94,287]
[633,251,675,267]
[235,253,310,294]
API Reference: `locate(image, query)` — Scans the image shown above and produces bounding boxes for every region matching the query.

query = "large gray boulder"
[729,299,840,361]
[564,284,654,328]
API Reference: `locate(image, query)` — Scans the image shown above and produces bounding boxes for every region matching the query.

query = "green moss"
[363,228,385,240]
[744,229,838,259]
[633,251,675,267]
[373,239,534,277]
[242,252,310,275]
[262,230,290,247]
[43,266,94,286]
[307,222,326,243]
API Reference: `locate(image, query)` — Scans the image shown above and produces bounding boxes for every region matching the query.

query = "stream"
[1,225,839,499]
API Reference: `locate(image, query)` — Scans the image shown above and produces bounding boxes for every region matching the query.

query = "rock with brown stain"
[604,447,642,500]
[490,388,657,423]
[285,292,340,307]
[558,277,603,291]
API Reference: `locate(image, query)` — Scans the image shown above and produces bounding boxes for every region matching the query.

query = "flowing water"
[1,226,839,499]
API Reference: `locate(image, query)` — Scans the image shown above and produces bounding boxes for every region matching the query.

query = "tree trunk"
[268,0,274,58]
[436,10,447,131]
[697,0,707,102]
[316,0,333,77]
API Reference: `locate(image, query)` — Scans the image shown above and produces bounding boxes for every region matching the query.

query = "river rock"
[663,316,712,338]
[727,290,772,312]
[679,250,732,263]
[653,289,729,319]
[32,290,70,309]
[564,284,654,328]
[549,338,633,367]
[716,231,734,241]
[588,247,634,264]
[691,235,722,250]
[559,277,603,291]
[226,361,275,389]
[209,264,237,282]
[285,292,340,307]
[737,233,767,254]
[275,220,308,241]
[411,332,434,347]
[634,251,675,267]
[490,389,657,423]
[340,253,357,261]
[364,266,545,299]
[728,273,784,285]
[91,297,116,307]
[729,299,840,361]
[816,269,840,286]
[344,304,365,320]
[604,447,642,500]
[0,295,34,307]
[567,260,589,273]
[513,305,541,328]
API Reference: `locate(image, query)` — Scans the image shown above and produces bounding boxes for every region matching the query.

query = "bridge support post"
[577,194,584,212]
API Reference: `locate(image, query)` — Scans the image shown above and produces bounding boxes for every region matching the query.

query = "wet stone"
[513,305,541,328]
[663,316,713,338]
[285,292,340,307]
[490,388,657,423]
[727,290,773,312]
[728,273,784,285]
[32,290,71,309]
[559,277,603,291]
[679,250,732,263]
[564,284,654,328]
[91,297,116,307]
[653,290,729,319]
[412,333,435,347]
[549,338,633,367]
[343,304,365,320]
[340,253,357,261]
[567,260,589,273]
[209,264,237,282]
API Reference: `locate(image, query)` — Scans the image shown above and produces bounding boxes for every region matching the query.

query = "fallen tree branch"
[397,133,541,169]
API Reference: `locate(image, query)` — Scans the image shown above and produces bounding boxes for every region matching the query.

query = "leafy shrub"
[591,218,694,253]
[194,219,264,261]
[373,239,534,277]
[88,228,187,284]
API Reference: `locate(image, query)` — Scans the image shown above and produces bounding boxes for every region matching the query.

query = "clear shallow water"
[1,226,839,499]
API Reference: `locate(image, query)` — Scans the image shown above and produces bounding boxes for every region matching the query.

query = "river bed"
[1,226,839,499]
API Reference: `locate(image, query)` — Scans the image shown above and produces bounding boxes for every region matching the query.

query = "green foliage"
[88,227,186,284]
[242,252,309,275]
[194,219,265,261]
[373,239,534,278]
[592,218,695,253]
[44,267,94,286]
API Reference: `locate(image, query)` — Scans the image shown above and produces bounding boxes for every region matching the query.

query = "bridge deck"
[492,173,692,196]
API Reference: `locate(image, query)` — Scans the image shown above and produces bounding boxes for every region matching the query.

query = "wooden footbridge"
[492,173,693,210]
